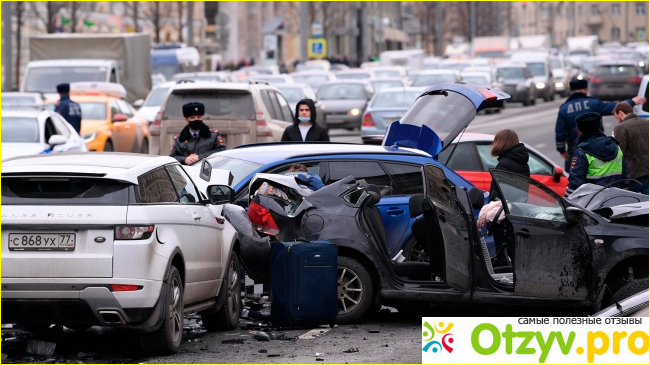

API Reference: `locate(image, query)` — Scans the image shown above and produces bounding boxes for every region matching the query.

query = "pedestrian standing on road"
[488,129,530,202]
[54,83,82,134]
[170,102,226,165]
[281,99,330,142]
[613,102,649,194]
[565,112,627,197]
[555,78,645,172]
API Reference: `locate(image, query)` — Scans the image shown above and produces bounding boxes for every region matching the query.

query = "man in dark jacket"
[555,78,644,171]
[170,102,226,165]
[281,99,330,142]
[54,83,82,133]
[565,112,627,197]
[613,102,649,194]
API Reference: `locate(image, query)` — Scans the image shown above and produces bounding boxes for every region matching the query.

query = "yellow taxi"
[46,82,149,152]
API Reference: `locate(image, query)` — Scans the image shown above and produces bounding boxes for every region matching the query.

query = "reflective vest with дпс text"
[584,149,624,181]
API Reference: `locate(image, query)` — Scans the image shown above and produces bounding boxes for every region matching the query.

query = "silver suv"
[149,81,295,156]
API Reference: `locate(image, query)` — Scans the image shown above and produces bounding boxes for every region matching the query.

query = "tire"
[403,237,429,262]
[337,256,373,324]
[531,97,537,106]
[611,277,649,305]
[140,138,149,154]
[201,252,242,331]
[549,92,555,101]
[523,98,531,107]
[140,266,183,355]
[103,140,114,152]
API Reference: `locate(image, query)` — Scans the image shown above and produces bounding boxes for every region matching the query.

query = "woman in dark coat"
[488,129,530,201]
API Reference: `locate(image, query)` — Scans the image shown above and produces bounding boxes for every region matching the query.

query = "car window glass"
[166,165,201,203]
[437,143,481,171]
[423,164,456,210]
[596,65,637,76]
[206,156,264,187]
[269,162,324,178]
[145,87,170,107]
[79,102,108,120]
[328,161,394,193]
[44,118,58,143]
[116,100,134,117]
[264,90,282,120]
[50,114,71,137]
[260,90,278,119]
[382,163,422,195]
[137,167,179,203]
[528,152,553,175]
[1,117,40,143]
[274,92,296,123]
[164,92,255,120]
[491,170,566,222]
[475,143,500,171]
[110,100,121,117]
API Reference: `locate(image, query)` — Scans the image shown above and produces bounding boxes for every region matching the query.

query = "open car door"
[490,169,592,300]
[422,164,472,292]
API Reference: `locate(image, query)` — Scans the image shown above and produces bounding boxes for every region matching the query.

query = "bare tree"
[177,1,185,42]
[15,1,24,85]
[31,2,67,33]
[143,1,175,43]
[123,1,141,32]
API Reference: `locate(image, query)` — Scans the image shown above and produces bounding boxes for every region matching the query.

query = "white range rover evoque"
[1,153,243,355]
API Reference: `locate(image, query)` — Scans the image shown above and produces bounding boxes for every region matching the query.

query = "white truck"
[22,33,151,103]
[472,36,509,59]
[379,49,425,71]
[566,36,599,57]
[517,34,552,51]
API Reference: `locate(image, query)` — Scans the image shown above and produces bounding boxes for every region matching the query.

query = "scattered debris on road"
[26,340,56,356]
[343,348,359,353]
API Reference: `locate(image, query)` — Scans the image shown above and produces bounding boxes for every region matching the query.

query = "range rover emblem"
[94,236,106,243]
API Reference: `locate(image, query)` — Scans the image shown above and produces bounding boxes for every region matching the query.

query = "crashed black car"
[225,83,648,321]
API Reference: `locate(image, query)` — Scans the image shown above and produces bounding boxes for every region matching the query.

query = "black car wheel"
[201,252,242,331]
[337,256,373,324]
[103,140,114,152]
[403,237,429,262]
[523,97,531,107]
[611,277,649,305]
[140,266,183,355]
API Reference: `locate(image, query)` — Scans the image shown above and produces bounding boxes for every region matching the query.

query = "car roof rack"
[176,79,196,84]
[248,80,270,85]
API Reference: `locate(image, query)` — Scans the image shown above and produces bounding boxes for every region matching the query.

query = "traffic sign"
[308,38,327,59]
[311,22,323,38]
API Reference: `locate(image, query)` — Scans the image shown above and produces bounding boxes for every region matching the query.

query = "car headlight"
[82,132,98,143]
[349,108,361,116]
[555,82,564,88]
[639,61,645,68]
[535,82,546,89]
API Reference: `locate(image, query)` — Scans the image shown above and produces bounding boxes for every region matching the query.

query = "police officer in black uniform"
[170,102,226,165]
[54,83,82,133]
[555,78,645,171]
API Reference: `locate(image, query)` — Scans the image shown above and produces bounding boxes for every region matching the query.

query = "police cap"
[56,83,70,93]
[576,112,601,133]
[182,102,205,118]
[569,78,588,91]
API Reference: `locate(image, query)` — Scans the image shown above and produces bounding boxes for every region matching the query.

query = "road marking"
[535,143,547,148]
[298,325,335,340]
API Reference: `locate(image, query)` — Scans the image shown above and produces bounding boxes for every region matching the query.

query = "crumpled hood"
[576,133,619,161]
[498,143,529,164]
[294,98,317,124]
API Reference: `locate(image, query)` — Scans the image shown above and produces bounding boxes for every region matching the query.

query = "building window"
[611,27,620,40]
[636,3,646,15]
[591,4,600,15]
[611,4,621,16]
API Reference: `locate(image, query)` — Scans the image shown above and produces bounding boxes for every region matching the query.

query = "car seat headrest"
[365,184,381,205]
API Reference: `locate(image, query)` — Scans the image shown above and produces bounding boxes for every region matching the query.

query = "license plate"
[8,233,76,251]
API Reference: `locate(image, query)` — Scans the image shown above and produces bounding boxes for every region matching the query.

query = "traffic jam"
[1,2,649,363]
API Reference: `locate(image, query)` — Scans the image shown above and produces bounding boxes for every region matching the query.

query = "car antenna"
[442,126,468,166]
[605,285,623,313]
[582,178,641,209]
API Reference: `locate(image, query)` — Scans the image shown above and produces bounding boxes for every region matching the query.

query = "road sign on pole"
[308,38,327,59]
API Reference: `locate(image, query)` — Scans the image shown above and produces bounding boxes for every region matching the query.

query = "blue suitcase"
[270,239,338,328]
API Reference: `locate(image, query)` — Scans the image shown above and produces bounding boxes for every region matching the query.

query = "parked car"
[495,62,537,106]
[1,153,242,354]
[361,87,422,137]
[317,80,375,130]
[411,70,461,88]
[1,92,44,110]
[1,109,88,160]
[151,73,167,87]
[171,71,229,83]
[44,82,149,153]
[633,75,649,118]
[509,52,556,102]
[371,66,411,85]
[369,77,408,92]
[239,65,279,75]
[335,69,377,80]
[135,81,175,124]
[274,83,327,128]
[290,71,338,92]
[436,133,568,196]
[589,60,643,101]
[149,81,293,155]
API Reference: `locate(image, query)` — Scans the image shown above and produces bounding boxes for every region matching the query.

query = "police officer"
[565,112,627,197]
[170,102,226,165]
[54,83,82,133]
[555,78,645,171]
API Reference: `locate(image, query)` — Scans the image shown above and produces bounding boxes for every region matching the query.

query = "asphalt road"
[330,97,620,169]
